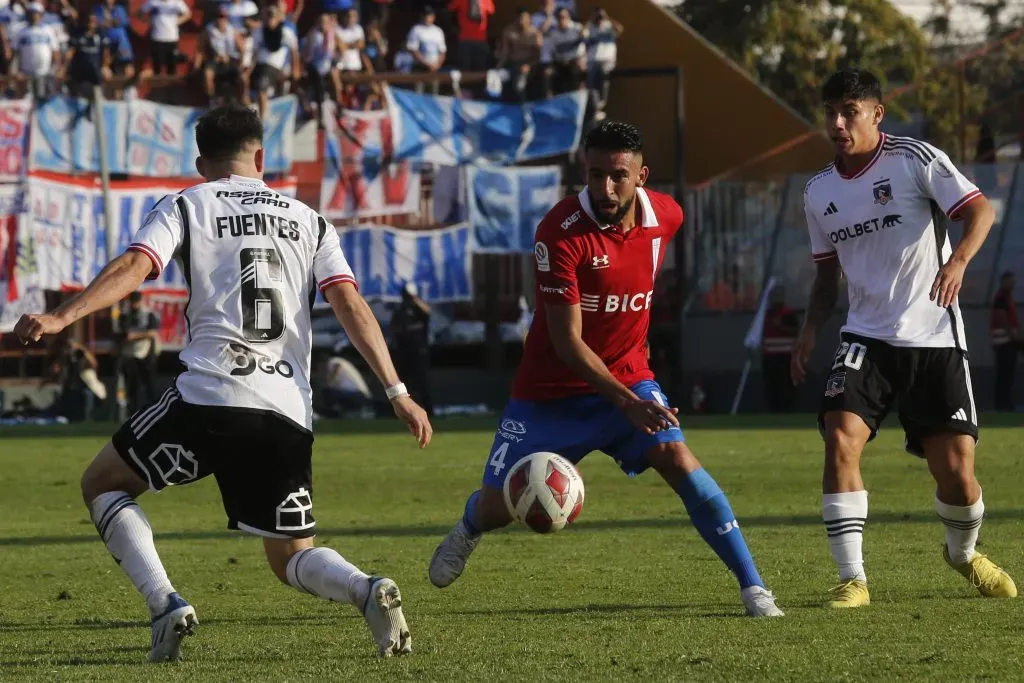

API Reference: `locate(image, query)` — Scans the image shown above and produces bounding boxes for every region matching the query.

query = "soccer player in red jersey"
[428,121,784,617]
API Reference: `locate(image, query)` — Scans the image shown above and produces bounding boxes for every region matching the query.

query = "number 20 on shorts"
[832,341,867,372]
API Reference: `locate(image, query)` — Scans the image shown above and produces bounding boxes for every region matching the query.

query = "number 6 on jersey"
[240,248,285,342]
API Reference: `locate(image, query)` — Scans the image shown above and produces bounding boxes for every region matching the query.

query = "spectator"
[66,13,112,98]
[584,6,621,120]
[447,0,493,73]
[93,0,135,87]
[42,0,74,50]
[251,2,300,118]
[531,0,555,65]
[391,282,433,417]
[496,8,542,103]
[198,4,244,106]
[115,291,161,415]
[43,337,106,421]
[225,0,258,30]
[137,0,190,76]
[322,0,353,19]
[760,286,799,413]
[280,0,303,24]
[0,0,27,45]
[545,6,585,97]
[406,6,445,74]
[302,12,340,119]
[336,7,363,74]
[11,3,59,100]
[362,17,386,72]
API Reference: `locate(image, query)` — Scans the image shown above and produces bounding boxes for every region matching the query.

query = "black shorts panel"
[818,333,978,456]
[112,387,316,538]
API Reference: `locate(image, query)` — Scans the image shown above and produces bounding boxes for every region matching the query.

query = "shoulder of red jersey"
[537,195,588,239]
[640,187,684,227]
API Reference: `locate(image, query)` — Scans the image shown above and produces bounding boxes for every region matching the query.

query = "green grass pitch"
[1,415,1022,681]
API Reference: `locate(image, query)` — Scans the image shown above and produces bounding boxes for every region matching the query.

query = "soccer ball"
[503,452,585,533]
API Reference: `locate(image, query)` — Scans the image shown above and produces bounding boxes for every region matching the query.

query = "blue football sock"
[675,468,763,589]
[461,490,482,536]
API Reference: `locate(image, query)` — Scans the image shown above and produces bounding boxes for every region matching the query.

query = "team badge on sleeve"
[535,242,550,272]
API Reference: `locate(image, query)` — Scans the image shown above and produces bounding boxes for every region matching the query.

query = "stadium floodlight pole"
[93,86,116,264]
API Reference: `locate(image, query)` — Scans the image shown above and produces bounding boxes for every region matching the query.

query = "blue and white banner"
[468,165,562,253]
[387,87,587,166]
[338,223,473,302]
[30,96,128,175]
[31,96,297,177]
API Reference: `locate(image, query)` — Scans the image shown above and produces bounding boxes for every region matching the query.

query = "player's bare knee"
[264,537,313,584]
[81,442,145,505]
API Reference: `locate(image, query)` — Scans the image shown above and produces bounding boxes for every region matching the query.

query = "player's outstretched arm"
[325,282,432,447]
[791,258,841,385]
[931,196,996,308]
[14,250,152,344]
[546,302,678,435]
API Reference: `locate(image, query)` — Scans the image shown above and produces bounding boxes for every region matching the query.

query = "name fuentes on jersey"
[215,213,301,241]
[215,189,291,207]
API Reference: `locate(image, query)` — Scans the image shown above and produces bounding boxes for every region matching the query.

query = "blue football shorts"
[481,379,685,489]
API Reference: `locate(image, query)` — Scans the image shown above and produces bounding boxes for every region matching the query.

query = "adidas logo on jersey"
[824,202,839,216]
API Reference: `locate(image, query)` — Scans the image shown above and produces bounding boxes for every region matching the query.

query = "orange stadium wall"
[493,0,834,186]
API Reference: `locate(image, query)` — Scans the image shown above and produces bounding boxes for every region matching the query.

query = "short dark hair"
[584,120,643,155]
[195,104,263,162]
[822,69,883,104]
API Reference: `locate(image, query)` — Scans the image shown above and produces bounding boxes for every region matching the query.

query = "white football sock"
[286,547,370,609]
[90,491,175,617]
[822,491,868,582]
[936,492,984,566]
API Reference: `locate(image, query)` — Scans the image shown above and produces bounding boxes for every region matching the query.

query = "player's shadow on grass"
[0,614,345,635]
[3,509,1024,547]
[446,603,746,619]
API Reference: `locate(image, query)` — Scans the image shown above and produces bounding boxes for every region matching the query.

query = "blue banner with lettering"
[30,96,297,177]
[387,88,587,166]
[338,223,474,302]
[468,165,562,253]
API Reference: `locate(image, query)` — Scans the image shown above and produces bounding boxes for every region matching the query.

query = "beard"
[590,190,635,226]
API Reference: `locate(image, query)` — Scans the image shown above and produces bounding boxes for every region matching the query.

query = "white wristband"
[385,382,408,400]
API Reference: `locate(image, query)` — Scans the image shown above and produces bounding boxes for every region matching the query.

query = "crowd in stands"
[0,0,622,121]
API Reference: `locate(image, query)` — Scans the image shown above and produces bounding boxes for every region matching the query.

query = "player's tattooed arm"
[53,251,153,327]
[803,259,841,332]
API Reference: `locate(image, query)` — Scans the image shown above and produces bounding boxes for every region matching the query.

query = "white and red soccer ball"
[503,452,585,533]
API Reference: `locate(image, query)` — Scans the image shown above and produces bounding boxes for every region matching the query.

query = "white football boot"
[741,586,785,617]
[361,577,412,657]
[428,519,481,588]
[148,592,197,662]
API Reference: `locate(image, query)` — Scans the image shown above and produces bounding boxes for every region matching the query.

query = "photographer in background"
[114,291,161,414]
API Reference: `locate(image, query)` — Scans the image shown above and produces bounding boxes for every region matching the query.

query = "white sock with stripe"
[823,491,868,582]
[936,492,984,566]
[286,547,370,609]
[90,491,175,618]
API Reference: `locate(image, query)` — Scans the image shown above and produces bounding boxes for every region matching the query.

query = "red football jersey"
[512,187,683,400]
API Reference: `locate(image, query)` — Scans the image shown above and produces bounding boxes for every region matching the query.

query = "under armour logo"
[716,519,739,535]
[592,255,610,269]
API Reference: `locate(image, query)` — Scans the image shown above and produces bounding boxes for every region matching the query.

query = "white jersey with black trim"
[803,133,982,350]
[126,174,355,431]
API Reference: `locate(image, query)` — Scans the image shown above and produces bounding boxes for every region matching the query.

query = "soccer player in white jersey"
[14,105,432,660]
[792,69,1016,608]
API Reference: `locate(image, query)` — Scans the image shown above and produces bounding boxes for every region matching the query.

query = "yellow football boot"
[827,579,870,608]
[944,547,1018,598]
